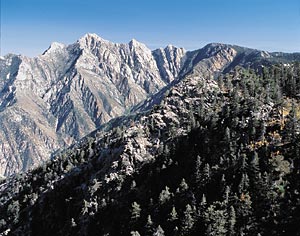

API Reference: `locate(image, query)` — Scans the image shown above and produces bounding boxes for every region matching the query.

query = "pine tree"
[200,194,207,211]
[204,203,228,236]
[235,193,253,232]
[153,225,165,236]
[159,186,172,205]
[167,206,179,235]
[7,200,20,224]
[168,206,178,222]
[194,155,202,185]
[223,185,231,204]
[248,151,260,180]
[179,178,189,192]
[239,153,248,174]
[283,100,299,142]
[224,127,231,143]
[145,215,154,235]
[238,173,250,194]
[228,206,236,236]
[131,202,141,222]
[201,163,211,186]
[131,231,141,236]
[180,204,194,235]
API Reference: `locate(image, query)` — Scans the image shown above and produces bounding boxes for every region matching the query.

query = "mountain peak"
[128,38,147,48]
[78,33,110,49]
[164,44,186,53]
[51,41,65,48]
[129,38,139,44]
[166,44,175,49]
[42,42,65,56]
[203,42,230,49]
[81,33,104,41]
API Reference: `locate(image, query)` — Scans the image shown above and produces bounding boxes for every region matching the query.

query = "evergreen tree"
[180,204,194,235]
[239,153,248,174]
[168,206,179,236]
[204,203,228,236]
[238,173,250,194]
[153,225,165,236]
[179,178,189,192]
[223,185,231,204]
[201,163,211,186]
[228,206,236,236]
[7,200,20,224]
[248,151,260,180]
[159,186,172,205]
[235,193,254,233]
[145,215,154,235]
[200,194,207,211]
[283,100,299,142]
[131,202,141,222]
[194,155,202,185]
[131,231,141,236]
[168,206,178,222]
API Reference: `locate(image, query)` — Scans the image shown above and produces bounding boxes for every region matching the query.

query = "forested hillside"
[1,62,300,235]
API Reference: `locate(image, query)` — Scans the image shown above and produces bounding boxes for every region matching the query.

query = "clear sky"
[1,0,300,57]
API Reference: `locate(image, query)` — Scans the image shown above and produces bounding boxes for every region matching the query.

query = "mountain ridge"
[0,34,185,176]
[1,33,300,176]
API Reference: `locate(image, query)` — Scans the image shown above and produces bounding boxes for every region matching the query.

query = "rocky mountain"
[1,34,300,177]
[1,58,300,235]
[0,34,185,176]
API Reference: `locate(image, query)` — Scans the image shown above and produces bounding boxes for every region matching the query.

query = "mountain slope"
[1,61,300,235]
[1,36,300,176]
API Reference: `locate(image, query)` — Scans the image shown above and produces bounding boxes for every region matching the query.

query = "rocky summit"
[0,34,300,176]
[0,33,186,176]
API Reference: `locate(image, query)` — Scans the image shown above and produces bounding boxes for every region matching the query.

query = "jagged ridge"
[0,34,300,176]
[0,34,186,176]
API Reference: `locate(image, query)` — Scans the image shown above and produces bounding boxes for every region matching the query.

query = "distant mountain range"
[0,33,300,176]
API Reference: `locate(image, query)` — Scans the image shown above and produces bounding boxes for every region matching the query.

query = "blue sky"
[1,0,300,56]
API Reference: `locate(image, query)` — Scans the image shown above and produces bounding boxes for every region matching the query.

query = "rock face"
[152,45,186,83]
[0,34,299,176]
[0,34,186,176]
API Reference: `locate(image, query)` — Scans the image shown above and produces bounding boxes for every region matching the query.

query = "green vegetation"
[1,62,300,235]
